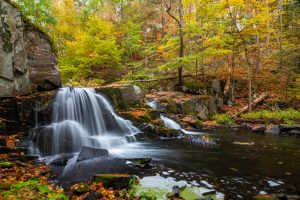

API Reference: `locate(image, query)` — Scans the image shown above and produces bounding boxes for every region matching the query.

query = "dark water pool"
[111,131,300,199]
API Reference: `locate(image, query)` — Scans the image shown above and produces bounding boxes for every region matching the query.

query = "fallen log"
[234,92,269,117]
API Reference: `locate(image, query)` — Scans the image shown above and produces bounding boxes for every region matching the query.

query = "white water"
[160,115,181,130]
[160,114,203,135]
[32,88,139,156]
[146,99,158,109]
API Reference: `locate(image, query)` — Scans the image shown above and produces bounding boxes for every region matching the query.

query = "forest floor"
[0,134,129,200]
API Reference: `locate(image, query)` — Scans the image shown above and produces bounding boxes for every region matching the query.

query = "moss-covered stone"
[0,161,12,168]
[93,174,133,189]
[70,183,89,195]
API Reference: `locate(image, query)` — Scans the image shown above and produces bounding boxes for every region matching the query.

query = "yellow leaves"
[157,45,165,54]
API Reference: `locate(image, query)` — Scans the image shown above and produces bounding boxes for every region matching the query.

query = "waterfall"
[32,88,139,156]
[160,115,181,130]
[146,99,158,109]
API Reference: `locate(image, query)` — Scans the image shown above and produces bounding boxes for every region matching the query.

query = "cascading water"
[32,88,139,156]
[160,114,202,135]
[160,115,181,130]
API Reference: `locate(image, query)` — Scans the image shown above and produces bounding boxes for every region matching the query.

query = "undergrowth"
[241,108,300,124]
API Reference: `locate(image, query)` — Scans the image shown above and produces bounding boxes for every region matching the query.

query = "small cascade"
[160,114,202,135]
[146,99,158,109]
[160,115,181,130]
[32,88,139,156]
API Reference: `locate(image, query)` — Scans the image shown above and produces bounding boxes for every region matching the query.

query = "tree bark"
[178,0,184,86]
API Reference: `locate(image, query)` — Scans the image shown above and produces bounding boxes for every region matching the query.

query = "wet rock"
[23,155,39,161]
[93,174,132,189]
[77,146,108,162]
[271,193,287,199]
[132,158,152,169]
[50,153,74,166]
[16,140,31,148]
[139,123,155,134]
[182,115,199,128]
[84,190,102,200]
[252,125,266,133]
[157,105,168,113]
[239,123,253,130]
[71,183,89,195]
[279,124,300,133]
[288,129,300,135]
[202,190,216,196]
[287,195,300,200]
[265,124,280,135]
[0,139,6,147]
[173,186,181,197]
[0,147,11,154]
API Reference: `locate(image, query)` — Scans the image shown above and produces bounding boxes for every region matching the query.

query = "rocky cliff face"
[0,0,61,97]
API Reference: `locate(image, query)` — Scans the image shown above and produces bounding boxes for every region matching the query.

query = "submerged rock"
[132,158,153,169]
[77,146,108,162]
[265,124,280,135]
[252,125,266,133]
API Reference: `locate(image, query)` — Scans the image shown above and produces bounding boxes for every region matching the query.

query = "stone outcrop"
[0,0,61,97]
[96,84,144,110]
[0,90,56,134]
[146,91,222,119]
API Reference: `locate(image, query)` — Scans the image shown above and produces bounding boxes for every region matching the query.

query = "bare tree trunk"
[178,0,184,86]
[278,0,283,71]
[266,0,270,55]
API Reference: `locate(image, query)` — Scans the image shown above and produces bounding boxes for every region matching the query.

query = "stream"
[110,131,300,199]
[30,89,300,199]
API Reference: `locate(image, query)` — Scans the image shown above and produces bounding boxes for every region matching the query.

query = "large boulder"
[96,84,144,110]
[77,146,108,162]
[0,0,61,97]
[146,92,221,117]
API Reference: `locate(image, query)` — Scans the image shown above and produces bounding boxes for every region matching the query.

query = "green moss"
[0,161,12,168]
[1,178,68,199]
[6,0,57,53]
[241,108,300,124]
[212,114,234,124]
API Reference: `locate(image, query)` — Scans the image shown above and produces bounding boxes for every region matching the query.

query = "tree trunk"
[178,0,184,86]
[278,0,283,71]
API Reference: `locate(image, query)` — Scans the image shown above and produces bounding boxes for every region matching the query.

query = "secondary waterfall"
[160,115,181,130]
[31,88,139,156]
[160,114,202,135]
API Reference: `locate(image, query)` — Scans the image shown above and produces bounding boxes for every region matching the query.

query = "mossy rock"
[0,184,11,190]
[70,183,89,195]
[155,127,182,137]
[0,161,12,168]
[93,174,133,189]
